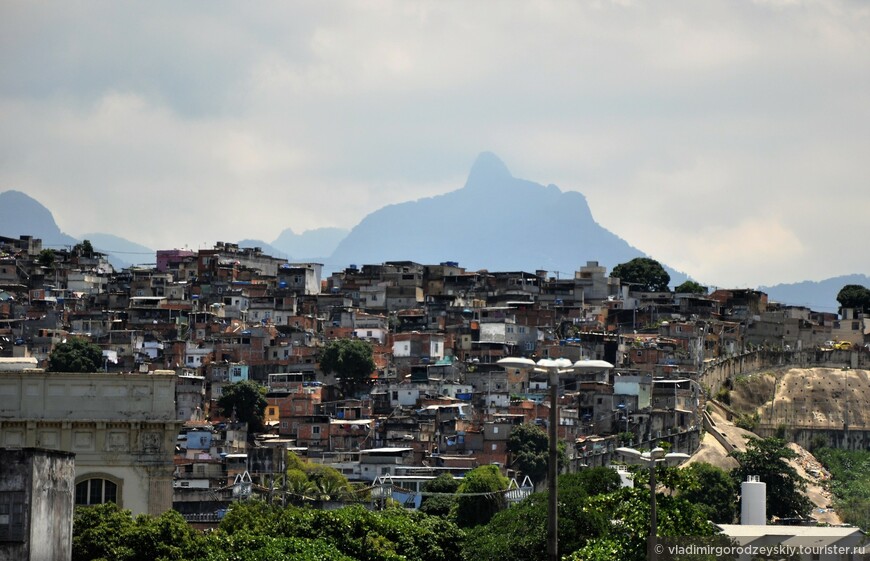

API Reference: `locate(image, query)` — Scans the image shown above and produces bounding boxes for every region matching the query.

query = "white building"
[0,362,180,515]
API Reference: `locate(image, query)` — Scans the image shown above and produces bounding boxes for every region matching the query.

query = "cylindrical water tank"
[741,475,766,525]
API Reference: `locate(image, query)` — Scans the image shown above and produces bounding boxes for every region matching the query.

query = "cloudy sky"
[2,1,868,288]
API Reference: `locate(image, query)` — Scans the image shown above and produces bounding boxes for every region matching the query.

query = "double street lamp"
[615,446,690,561]
[498,356,614,561]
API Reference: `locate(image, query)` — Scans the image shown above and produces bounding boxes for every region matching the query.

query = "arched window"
[75,475,121,507]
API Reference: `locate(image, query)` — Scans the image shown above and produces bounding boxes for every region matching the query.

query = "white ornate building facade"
[0,359,180,515]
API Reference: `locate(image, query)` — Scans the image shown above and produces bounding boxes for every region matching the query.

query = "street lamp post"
[498,357,613,561]
[616,446,690,561]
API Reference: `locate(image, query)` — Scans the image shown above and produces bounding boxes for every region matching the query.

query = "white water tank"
[741,475,766,525]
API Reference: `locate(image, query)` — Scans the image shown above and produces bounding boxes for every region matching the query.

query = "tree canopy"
[73,239,95,258]
[674,280,707,295]
[678,462,737,524]
[836,284,870,312]
[282,451,354,504]
[507,422,566,488]
[464,470,719,561]
[217,501,464,561]
[813,447,870,531]
[217,380,268,433]
[565,487,721,561]
[418,473,460,518]
[48,338,104,372]
[37,248,55,267]
[462,486,607,561]
[73,503,208,561]
[730,437,812,521]
[74,500,464,561]
[610,258,670,292]
[453,465,509,528]
[319,339,377,395]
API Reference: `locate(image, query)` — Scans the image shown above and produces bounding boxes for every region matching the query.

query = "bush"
[734,412,759,431]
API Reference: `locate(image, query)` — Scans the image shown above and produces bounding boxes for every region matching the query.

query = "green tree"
[73,503,207,561]
[565,487,723,561]
[203,533,355,561]
[610,257,670,292]
[48,338,103,372]
[282,452,351,505]
[836,284,870,312]
[507,423,567,488]
[462,486,608,561]
[675,280,707,294]
[563,467,622,497]
[454,465,509,528]
[319,338,377,396]
[218,501,464,561]
[217,380,268,433]
[730,437,813,521]
[73,502,136,561]
[419,473,460,518]
[678,462,738,523]
[37,248,56,268]
[814,447,870,531]
[74,239,95,258]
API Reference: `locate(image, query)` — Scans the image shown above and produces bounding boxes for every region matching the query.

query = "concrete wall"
[0,448,75,561]
[754,426,870,452]
[699,350,870,451]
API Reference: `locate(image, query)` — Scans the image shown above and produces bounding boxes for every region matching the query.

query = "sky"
[1,1,869,288]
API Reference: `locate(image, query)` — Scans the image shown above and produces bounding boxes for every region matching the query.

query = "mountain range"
[1,152,865,312]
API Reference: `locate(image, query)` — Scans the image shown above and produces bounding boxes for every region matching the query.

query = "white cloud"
[1,0,869,285]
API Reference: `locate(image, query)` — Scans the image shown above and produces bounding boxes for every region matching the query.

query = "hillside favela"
[2,156,870,561]
[0,149,870,561]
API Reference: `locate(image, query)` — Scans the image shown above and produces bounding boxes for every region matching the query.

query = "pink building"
[156,249,197,273]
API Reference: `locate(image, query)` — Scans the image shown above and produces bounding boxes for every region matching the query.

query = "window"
[0,491,25,542]
[75,477,119,506]
[312,426,321,435]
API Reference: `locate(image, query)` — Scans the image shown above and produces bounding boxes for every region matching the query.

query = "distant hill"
[760,274,870,314]
[325,152,672,279]
[238,227,348,263]
[0,190,78,249]
[4,165,870,317]
[235,239,287,259]
[271,227,348,262]
[78,233,155,270]
[0,190,153,270]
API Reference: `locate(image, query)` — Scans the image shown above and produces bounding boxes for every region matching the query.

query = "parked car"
[834,341,852,350]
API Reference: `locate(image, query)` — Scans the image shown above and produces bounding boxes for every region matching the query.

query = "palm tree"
[314,478,348,502]
[285,477,317,505]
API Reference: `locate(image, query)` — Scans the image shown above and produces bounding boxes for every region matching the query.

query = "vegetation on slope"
[814,448,870,531]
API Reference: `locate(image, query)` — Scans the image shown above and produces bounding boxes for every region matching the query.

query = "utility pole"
[548,368,559,561]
